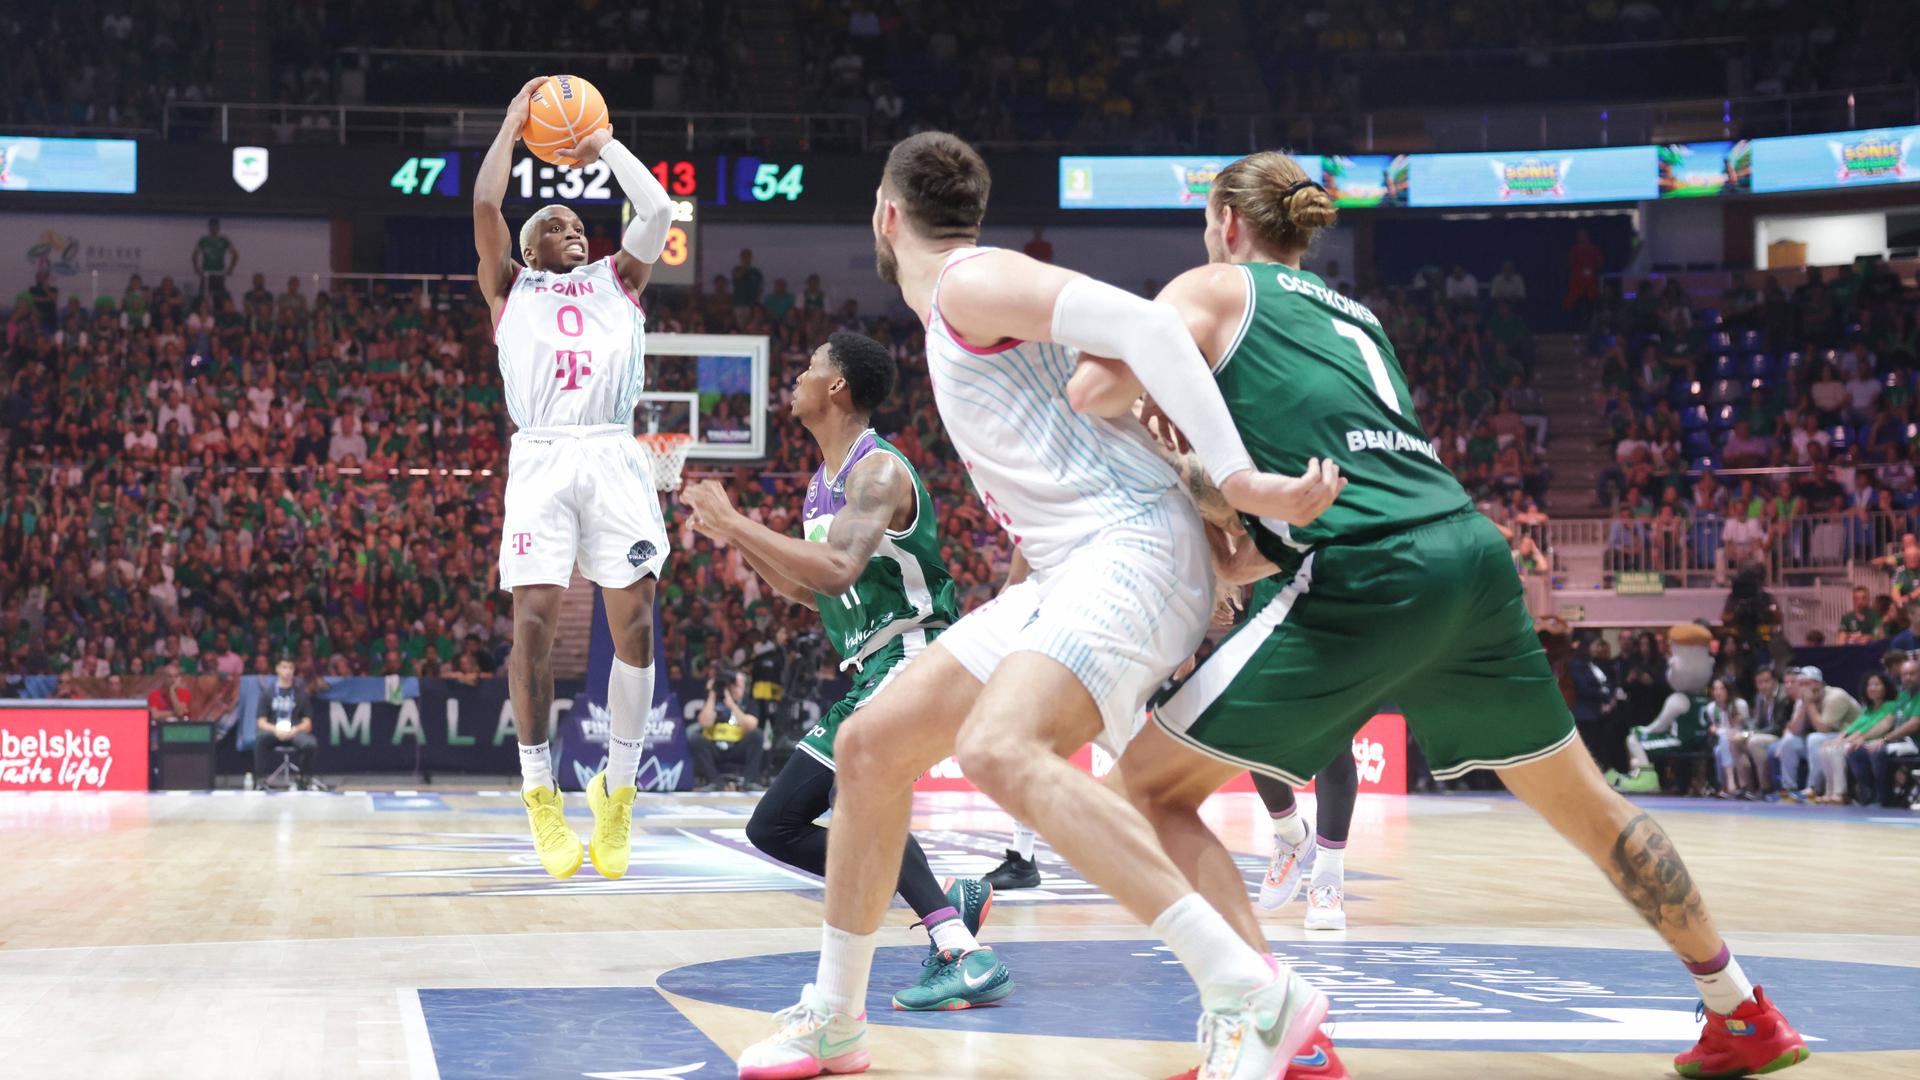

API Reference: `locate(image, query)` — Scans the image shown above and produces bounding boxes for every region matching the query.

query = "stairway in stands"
[1534,333,1611,587]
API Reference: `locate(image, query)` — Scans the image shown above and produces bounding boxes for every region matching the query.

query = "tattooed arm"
[684,454,912,599]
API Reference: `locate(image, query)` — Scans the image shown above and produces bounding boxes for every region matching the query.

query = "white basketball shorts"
[498,424,669,590]
[938,496,1212,752]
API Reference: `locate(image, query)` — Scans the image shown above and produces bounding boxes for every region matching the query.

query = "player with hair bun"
[1072,149,1809,1080]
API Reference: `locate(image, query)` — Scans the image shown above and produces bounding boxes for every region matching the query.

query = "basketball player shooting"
[474,77,675,881]
[1072,151,1809,1080]
[733,132,1343,1080]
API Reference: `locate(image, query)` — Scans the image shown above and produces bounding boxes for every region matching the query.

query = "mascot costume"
[1611,623,1714,793]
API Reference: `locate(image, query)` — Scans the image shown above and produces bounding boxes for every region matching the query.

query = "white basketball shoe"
[1258,833,1315,910]
[735,984,869,1079]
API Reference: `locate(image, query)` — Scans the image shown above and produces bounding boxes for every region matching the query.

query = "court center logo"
[658,939,1917,1054]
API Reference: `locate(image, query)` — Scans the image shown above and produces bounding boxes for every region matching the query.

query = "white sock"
[606,656,655,788]
[926,914,980,955]
[1151,892,1276,1007]
[1692,952,1756,1015]
[519,740,553,792]
[1271,806,1309,847]
[814,923,876,1016]
[1012,822,1036,861]
[1312,844,1345,888]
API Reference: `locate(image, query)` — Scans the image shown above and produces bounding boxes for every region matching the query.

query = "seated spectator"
[254,658,320,788]
[1848,657,1920,807]
[1737,666,1789,795]
[1839,585,1882,643]
[1703,676,1754,797]
[1818,672,1898,803]
[1488,261,1526,303]
[688,668,764,792]
[147,665,191,720]
[1775,666,1861,800]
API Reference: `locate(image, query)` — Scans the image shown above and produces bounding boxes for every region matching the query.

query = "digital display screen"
[1407,146,1658,206]
[1751,126,1920,193]
[1659,141,1752,198]
[505,155,700,203]
[0,136,137,194]
[1059,155,1237,209]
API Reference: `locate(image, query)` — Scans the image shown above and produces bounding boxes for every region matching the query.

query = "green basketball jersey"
[802,431,959,663]
[1214,262,1471,571]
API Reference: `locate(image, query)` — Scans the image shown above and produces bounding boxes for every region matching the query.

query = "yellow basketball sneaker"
[522,784,582,879]
[586,770,636,879]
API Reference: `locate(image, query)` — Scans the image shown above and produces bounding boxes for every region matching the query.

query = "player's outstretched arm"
[552,129,673,299]
[944,254,1255,485]
[684,456,910,599]
[474,77,546,316]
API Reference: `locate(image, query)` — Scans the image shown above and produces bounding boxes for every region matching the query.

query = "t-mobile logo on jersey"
[554,349,594,390]
[510,532,533,555]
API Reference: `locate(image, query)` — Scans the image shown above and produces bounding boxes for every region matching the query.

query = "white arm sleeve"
[1049,276,1254,484]
[599,138,672,263]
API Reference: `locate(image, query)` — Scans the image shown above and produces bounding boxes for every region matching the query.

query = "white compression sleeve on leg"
[1049,275,1254,485]
[598,139,672,263]
[606,655,655,788]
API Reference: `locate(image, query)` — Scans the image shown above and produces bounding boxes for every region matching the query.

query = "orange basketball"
[522,74,610,166]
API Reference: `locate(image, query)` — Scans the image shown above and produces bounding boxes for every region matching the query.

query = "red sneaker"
[1160,1029,1350,1080]
[1674,987,1811,1078]
[1285,1031,1350,1079]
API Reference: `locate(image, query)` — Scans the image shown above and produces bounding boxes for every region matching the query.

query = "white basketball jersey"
[494,256,645,429]
[923,248,1183,572]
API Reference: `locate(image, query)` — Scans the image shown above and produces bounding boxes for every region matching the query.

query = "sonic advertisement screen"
[1060,154,1408,210]
[1659,141,1753,198]
[1407,146,1658,207]
[1750,126,1920,194]
[0,136,138,194]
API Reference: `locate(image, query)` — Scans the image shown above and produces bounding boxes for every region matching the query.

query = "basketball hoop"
[636,432,695,492]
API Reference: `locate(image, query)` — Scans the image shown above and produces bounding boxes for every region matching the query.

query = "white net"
[636,433,694,492]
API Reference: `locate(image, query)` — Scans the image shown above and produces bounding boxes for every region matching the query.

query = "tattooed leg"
[1496,737,1726,964]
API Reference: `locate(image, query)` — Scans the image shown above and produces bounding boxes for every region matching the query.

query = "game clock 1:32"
[507,156,698,201]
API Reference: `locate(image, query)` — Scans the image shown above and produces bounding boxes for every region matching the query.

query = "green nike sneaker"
[890,947,1014,1012]
[940,876,994,936]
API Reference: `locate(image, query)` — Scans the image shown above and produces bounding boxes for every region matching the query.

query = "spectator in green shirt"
[191,218,238,299]
[1893,543,1920,609]
[764,278,796,321]
[1838,585,1881,643]
[730,248,765,321]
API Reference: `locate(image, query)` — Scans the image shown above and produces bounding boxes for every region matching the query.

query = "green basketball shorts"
[795,626,937,769]
[1154,510,1576,784]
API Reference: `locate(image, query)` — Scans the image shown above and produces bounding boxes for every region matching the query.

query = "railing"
[161,102,868,152]
[1241,83,1920,155]
[1541,511,1912,589]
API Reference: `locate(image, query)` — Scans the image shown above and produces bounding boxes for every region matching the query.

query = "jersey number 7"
[1330,318,1404,416]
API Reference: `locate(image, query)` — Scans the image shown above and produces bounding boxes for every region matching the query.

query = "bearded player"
[1073,150,1809,1080]
[732,132,1345,1080]
[680,331,1012,1011]
[474,78,675,881]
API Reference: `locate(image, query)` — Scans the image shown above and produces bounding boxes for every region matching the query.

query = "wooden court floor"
[0,783,1914,1079]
